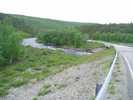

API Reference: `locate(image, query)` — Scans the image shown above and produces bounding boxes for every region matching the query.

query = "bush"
[0,21,23,66]
[91,32,133,43]
[38,30,87,48]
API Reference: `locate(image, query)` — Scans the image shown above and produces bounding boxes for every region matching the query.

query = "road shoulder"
[105,54,129,100]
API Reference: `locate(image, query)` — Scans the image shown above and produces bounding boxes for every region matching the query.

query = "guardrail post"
[95,83,102,96]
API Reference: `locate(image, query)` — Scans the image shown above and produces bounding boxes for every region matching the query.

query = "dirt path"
[0,57,113,100]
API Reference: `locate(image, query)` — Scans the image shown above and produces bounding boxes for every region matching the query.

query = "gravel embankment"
[0,57,113,100]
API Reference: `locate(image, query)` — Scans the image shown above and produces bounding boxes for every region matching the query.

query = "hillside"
[0,13,88,35]
[0,12,133,43]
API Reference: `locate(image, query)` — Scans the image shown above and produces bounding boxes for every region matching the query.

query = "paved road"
[115,45,133,100]
[88,40,133,100]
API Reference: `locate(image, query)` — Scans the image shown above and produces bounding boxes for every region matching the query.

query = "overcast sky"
[0,0,133,24]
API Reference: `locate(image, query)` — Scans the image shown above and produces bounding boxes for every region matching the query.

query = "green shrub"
[0,20,23,66]
[38,30,87,48]
[88,32,133,43]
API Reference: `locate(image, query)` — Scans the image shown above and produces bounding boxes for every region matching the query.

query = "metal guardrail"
[88,39,118,100]
[95,51,118,100]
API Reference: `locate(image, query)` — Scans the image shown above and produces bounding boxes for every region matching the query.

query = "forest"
[79,24,133,42]
[37,29,87,48]
[0,12,133,66]
[0,13,133,43]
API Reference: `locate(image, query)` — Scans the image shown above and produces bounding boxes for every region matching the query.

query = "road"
[115,45,133,100]
[24,38,133,99]
[88,40,133,100]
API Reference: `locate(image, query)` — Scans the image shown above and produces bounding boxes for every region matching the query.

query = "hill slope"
[0,12,133,43]
[0,13,88,35]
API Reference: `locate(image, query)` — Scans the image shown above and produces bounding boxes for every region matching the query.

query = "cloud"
[0,0,133,23]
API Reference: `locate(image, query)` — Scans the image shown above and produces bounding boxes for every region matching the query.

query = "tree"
[0,19,23,66]
[38,29,87,48]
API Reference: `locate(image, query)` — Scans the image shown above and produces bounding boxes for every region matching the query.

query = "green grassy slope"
[0,12,133,43]
[0,47,115,96]
[0,13,89,35]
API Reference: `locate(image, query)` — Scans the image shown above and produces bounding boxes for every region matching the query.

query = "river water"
[22,38,91,56]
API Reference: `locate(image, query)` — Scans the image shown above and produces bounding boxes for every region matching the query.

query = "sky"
[0,0,133,24]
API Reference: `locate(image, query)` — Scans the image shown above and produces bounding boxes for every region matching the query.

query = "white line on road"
[123,56,133,79]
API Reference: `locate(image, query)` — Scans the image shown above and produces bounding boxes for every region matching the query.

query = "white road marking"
[123,56,133,79]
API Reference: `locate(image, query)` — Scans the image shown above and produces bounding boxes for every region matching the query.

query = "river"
[22,38,91,56]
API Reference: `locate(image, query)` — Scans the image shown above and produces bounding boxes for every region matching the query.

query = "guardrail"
[88,39,118,100]
[96,52,118,100]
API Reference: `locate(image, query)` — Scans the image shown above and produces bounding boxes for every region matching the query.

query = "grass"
[38,83,67,96]
[38,84,51,96]
[108,81,116,95]
[32,97,38,100]
[0,46,115,96]
[90,96,95,100]
[107,57,123,98]
[76,41,105,50]
[87,42,105,49]
[54,84,67,89]
[102,61,112,75]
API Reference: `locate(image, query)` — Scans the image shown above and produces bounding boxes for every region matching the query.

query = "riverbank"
[0,56,114,100]
[22,38,105,56]
[0,46,115,97]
